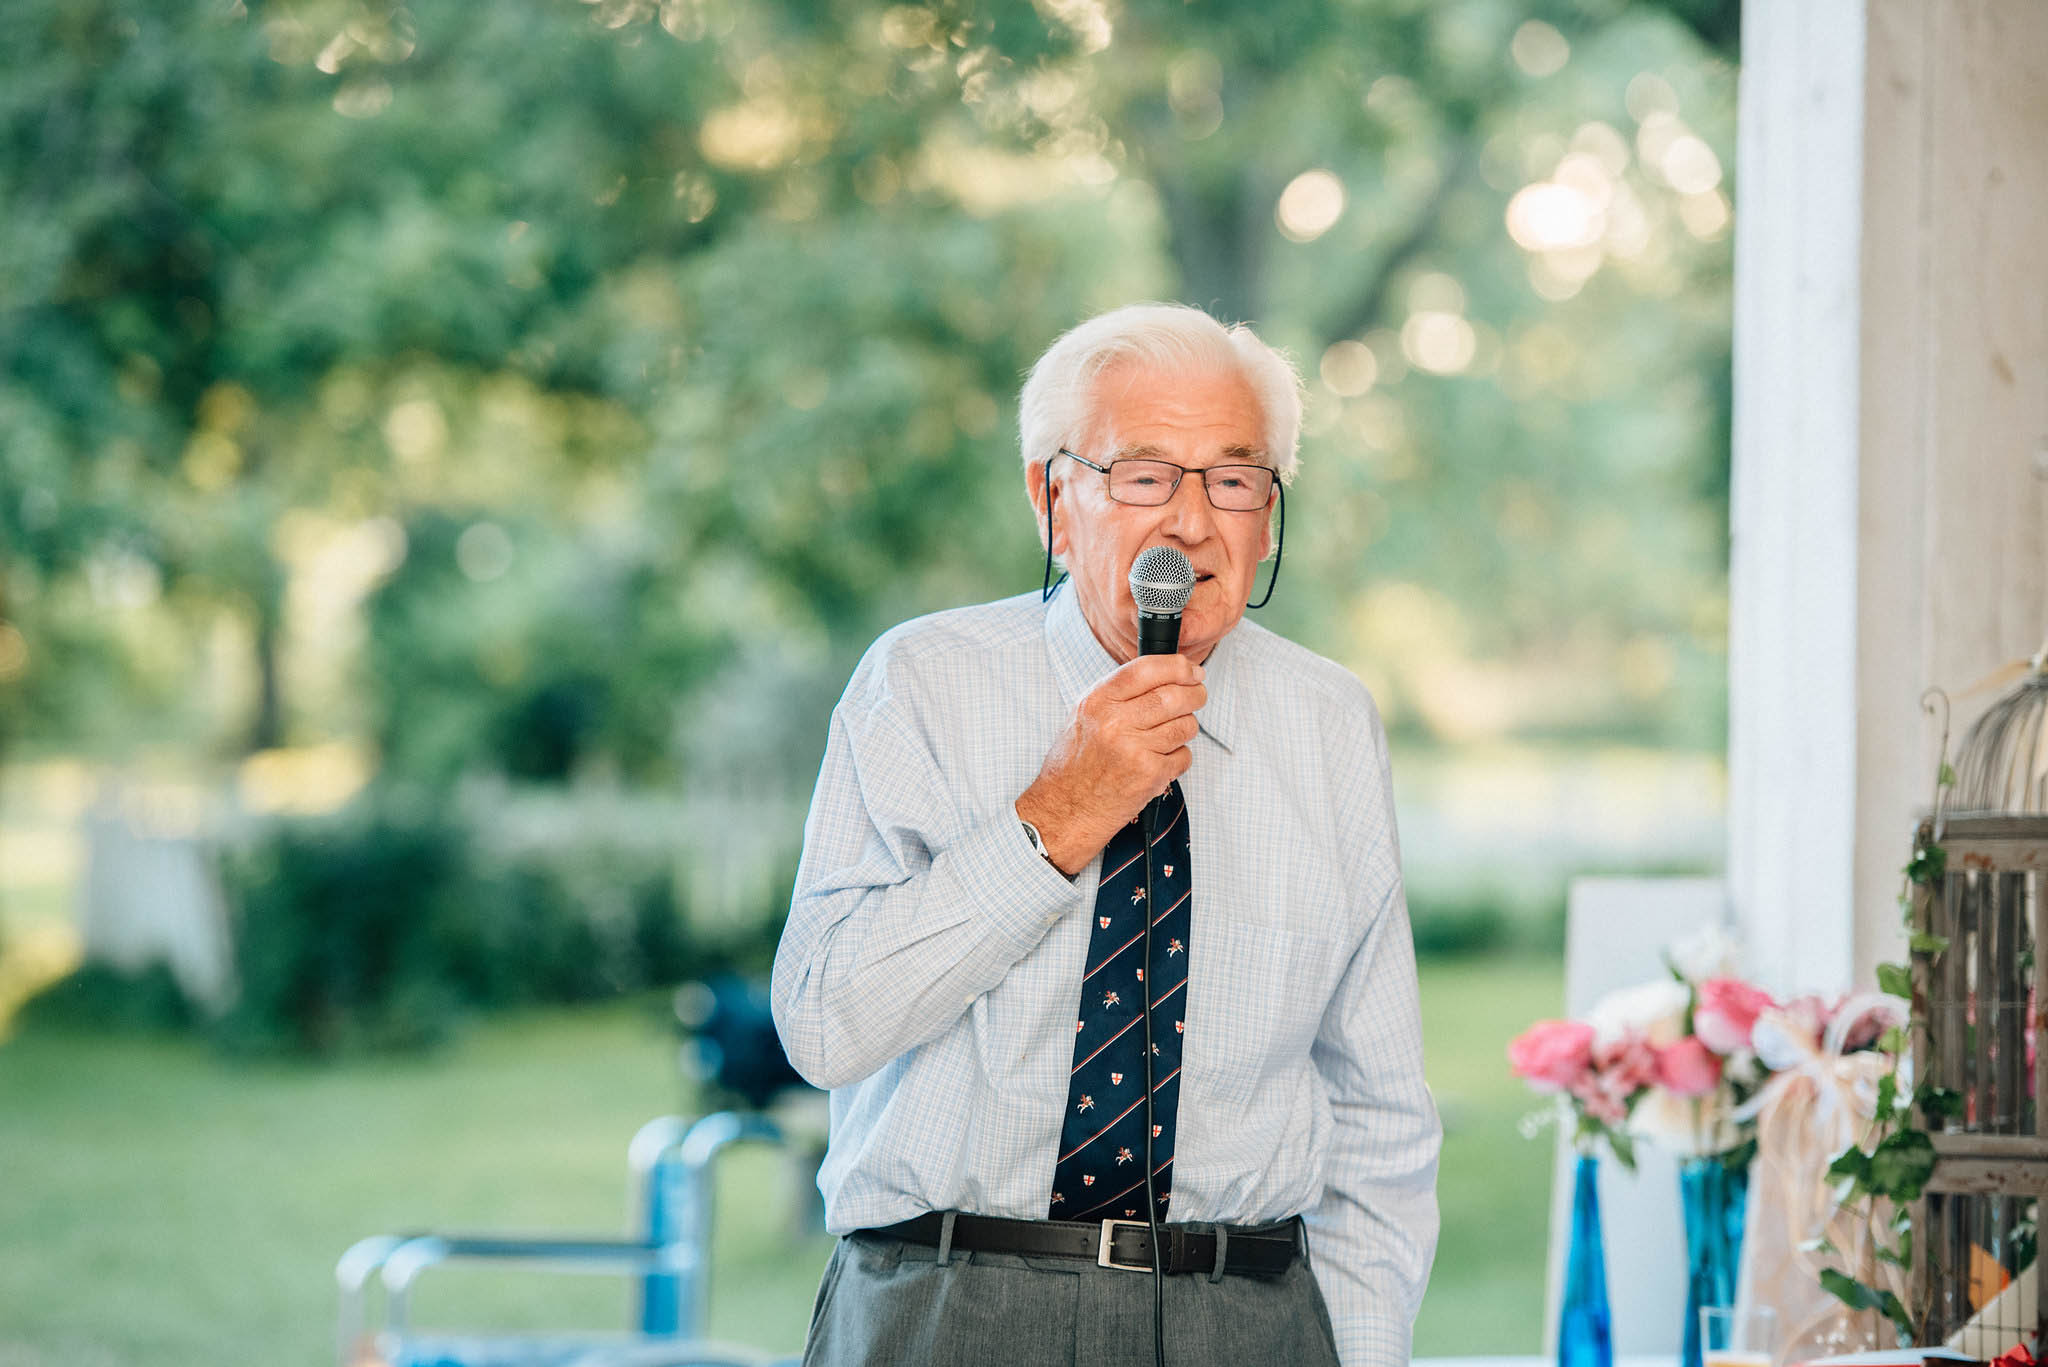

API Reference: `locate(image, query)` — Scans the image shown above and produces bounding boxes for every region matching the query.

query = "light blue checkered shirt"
[772,585,1441,1367]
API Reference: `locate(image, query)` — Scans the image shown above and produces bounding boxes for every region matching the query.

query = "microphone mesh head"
[1129,545,1196,615]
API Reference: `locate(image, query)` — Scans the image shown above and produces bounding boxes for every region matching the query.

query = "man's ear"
[1026,460,1060,554]
[1258,487,1277,561]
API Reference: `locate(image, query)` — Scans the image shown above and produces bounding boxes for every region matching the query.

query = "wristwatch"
[1019,818,1053,864]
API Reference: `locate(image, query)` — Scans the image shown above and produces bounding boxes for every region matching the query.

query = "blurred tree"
[1,0,1738,797]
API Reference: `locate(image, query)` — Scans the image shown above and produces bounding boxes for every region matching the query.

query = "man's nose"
[1159,472,1216,540]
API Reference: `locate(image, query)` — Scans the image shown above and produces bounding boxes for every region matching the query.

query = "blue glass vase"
[1558,1151,1614,1367]
[1679,1155,1751,1367]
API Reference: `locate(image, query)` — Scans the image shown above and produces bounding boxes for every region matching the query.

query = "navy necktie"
[1048,782,1192,1223]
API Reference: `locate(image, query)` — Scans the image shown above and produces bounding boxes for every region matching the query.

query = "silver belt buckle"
[1096,1219,1151,1271]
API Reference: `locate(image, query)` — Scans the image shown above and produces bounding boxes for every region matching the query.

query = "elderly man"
[772,303,1439,1367]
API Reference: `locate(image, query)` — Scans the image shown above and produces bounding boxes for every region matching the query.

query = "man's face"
[1030,362,1276,665]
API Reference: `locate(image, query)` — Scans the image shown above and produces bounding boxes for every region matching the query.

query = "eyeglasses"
[1056,448,1277,512]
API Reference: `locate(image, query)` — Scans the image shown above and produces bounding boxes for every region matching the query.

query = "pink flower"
[1654,1037,1724,1096]
[1508,1020,1595,1092]
[1564,1065,1646,1131]
[1570,1074,1632,1126]
[1832,997,1907,1052]
[1694,978,1774,1055]
[1592,1033,1659,1091]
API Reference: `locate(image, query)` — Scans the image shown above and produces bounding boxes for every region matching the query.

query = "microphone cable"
[1141,794,1167,1367]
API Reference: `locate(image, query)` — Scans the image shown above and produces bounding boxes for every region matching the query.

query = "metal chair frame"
[335,1112,789,1367]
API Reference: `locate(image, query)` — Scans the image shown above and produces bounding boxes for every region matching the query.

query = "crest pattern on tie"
[1048,782,1192,1222]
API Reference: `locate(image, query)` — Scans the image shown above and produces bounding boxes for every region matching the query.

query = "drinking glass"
[1699,1304,1776,1367]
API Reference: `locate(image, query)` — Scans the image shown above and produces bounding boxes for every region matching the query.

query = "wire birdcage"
[1910,651,2048,1356]
[1951,647,2048,816]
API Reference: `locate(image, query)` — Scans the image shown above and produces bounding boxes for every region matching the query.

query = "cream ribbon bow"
[1733,993,1910,1365]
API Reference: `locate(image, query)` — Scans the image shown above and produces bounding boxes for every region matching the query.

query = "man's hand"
[1015,654,1206,876]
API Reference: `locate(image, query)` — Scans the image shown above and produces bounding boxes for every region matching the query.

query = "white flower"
[1666,924,1742,984]
[1587,978,1692,1049]
[1628,1084,1742,1158]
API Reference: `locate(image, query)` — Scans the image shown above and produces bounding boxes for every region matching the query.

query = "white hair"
[1017,302,1304,485]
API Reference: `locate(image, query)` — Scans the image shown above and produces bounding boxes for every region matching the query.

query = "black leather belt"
[865,1212,1302,1277]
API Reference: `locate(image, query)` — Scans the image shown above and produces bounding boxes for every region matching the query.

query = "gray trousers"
[801,1224,1343,1367]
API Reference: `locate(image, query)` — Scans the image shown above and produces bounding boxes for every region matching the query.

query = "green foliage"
[1821,1064,1946,1342]
[1903,843,1948,887]
[1819,1268,1913,1344]
[217,798,477,1052]
[361,510,726,785]
[1863,1129,1937,1202]
[1602,1121,1638,1174]
[16,961,196,1033]
[1,0,1738,793]
[1914,1083,1964,1126]
[208,789,734,1054]
[437,842,697,1007]
[1875,961,1913,1000]
[1409,892,1513,957]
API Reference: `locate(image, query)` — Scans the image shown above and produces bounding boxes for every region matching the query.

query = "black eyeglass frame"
[1037,447,1286,611]
[1054,448,1280,512]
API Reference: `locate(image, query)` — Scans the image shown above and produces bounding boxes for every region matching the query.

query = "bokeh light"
[1402,311,1478,376]
[1510,20,1569,77]
[1319,340,1379,397]
[1276,169,1345,242]
[1506,181,1604,252]
[1659,134,1724,194]
[456,522,515,582]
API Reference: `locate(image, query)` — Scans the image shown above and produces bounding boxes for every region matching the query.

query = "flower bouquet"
[1508,930,1818,1367]
[1508,930,1776,1169]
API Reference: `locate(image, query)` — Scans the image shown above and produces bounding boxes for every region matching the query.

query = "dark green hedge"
[24,790,779,1056]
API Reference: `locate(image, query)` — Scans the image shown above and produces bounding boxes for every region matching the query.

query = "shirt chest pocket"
[1182,914,1342,1110]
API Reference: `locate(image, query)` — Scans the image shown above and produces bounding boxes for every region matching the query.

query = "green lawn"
[1414,953,1565,1354]
[0,955,1560,1365]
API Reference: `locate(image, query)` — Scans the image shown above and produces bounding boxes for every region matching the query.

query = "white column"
[1728,0,1869,996]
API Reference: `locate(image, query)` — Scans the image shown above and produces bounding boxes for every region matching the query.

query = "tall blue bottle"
[1678,1155,1751,1367]
[1558,1151,1614,1367]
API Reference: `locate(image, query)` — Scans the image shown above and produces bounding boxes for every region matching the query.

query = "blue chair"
[336,1112,797,1367]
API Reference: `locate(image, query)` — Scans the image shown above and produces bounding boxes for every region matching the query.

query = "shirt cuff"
[934,811,1090,962]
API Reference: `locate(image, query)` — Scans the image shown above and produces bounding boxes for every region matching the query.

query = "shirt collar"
[1043,580,1240,754]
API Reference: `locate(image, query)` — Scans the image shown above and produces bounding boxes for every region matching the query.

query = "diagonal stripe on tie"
[1057,1092,1152,1164]
[1070,1014,1143,1073]
[1150,889,1190,928]
[1101,847,1145,884]
[1066,1174,1152,1222]
[1082,927,1148,983]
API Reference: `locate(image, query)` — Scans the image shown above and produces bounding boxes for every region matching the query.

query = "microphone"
[1125,547,1192,1361]
[1129,546,1195,657]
